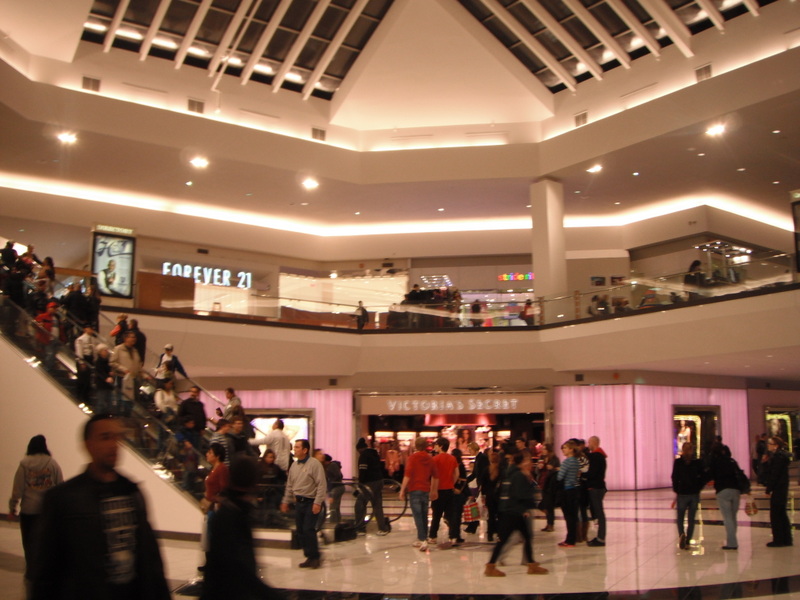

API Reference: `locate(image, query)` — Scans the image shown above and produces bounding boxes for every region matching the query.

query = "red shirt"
[204,463,230,502]
[433,452,458,490]
[405,451,438,492]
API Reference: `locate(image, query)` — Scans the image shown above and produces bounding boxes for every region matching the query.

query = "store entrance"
[368,413,545,481]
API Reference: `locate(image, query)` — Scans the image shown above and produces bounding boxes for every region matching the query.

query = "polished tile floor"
[2,487,800,599]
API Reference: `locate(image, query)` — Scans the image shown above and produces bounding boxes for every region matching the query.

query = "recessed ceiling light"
[574,190,581,194]
[301,177,319,190]
[772,181,780,185]
[300,202,309,206]
[614,202,621,205]
[189,156,209,169]
[437,208,445,212]
[56,132,77,144]
[705,124,725,136]
[354,211,361,215]
[525,204,531,208]
[586,165,602,173]
[772,129,781,134]
[187,46,209,57]
[245,192,253,196]
[632,172,639,176]
[185,181,193,186]
[737,167,746,172]
[697,153,705,157]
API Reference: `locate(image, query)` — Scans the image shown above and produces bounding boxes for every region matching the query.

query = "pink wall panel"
[555,385,748,490]
[213,389,356,479]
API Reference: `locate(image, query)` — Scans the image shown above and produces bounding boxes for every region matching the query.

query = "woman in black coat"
[762,436,793,547]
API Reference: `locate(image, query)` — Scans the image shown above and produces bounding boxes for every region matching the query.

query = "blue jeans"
[676,493,699,540]
[716,488,740,547]
[409,491,429,542]
[588,488,606,540]
[295,498,321,559]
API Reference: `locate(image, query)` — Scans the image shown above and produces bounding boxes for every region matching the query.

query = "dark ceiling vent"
[696,64,712,82]
[82,76,101,92]
[188,98,205,114]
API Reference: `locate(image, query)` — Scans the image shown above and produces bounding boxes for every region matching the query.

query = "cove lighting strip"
[0,172,792,236]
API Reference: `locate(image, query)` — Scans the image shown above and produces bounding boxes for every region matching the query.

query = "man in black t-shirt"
[30,415,170,600]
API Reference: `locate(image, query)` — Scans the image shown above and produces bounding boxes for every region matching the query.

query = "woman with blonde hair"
[557,439,580,547]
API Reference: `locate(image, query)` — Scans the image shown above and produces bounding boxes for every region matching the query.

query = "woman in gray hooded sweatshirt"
[9,435,63,580]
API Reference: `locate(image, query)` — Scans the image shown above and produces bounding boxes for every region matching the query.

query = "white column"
[530,178,567,298]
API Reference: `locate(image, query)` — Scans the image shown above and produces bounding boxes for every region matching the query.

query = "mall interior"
[1,0,800,598]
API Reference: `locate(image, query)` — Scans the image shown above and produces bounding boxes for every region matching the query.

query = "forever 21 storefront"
[356,391,548,475]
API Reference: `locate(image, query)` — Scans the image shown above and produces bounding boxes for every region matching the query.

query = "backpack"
[733,460,751,494]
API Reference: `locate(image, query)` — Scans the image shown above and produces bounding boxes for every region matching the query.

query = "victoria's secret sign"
[162,262,253,289]
[359,393,545,415]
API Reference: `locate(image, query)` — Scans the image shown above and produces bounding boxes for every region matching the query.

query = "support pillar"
[530,178,567,298]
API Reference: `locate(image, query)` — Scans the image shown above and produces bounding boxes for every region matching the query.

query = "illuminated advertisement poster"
[92,232,135,298]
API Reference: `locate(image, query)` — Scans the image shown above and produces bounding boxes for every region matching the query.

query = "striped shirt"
[558,456,580,490]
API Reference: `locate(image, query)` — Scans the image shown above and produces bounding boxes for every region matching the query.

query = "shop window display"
[766,412,796,456]
[673,408,719,459]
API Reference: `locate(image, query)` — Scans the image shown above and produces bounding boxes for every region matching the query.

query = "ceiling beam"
[480,0,577,92]
[741,0,760,16]
[174,0,215,68]
[302,0,370,100]
[520,0,604,80]
[240,0,294,85]
[139,0,173,59]
[605,0,661,58]
[271,0,333,93]
[638,0,693,58]
[561,0,631,69]
[208,0,258,76]
[103,0,132,53]
[695,0,725,31]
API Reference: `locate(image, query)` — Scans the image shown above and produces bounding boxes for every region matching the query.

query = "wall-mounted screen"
[92,232,135,298]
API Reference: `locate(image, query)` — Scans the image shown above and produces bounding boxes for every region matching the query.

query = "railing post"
[574,290,581,320]
[537,297,545,326]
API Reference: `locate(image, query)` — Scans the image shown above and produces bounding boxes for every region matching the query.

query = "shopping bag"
[463,497,480,522]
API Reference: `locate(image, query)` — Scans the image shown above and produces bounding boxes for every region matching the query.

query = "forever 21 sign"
[162,262,253,289]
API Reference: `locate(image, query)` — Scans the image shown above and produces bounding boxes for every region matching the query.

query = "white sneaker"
[418,541,428,552]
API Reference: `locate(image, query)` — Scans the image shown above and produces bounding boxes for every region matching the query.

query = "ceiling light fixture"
[84,21,107,32]
[437,208,445,212]
[189,157,209,169]
[772,129,781,134]
[705,124,725,136]
[301,177,319,190]
[116,28,144,41]
[187,47,209,57]
[185,181,193,186]
[632,172,639,176]
[737,167,746,172]
[586,165,602,173]
[56,132,77,144]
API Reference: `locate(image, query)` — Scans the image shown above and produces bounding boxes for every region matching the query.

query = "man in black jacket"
[355,438,390,535]
[30,414,170,600]
[585,435,607,547]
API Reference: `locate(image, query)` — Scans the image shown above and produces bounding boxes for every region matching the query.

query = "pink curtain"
[554,385,636,490]
[555,385,748,490]
[633,385,748,488]
[211,389,355,479]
